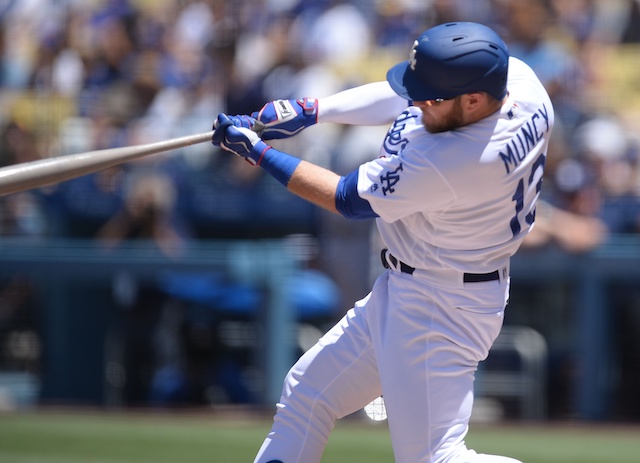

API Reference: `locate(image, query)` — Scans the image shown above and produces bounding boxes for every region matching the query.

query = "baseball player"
[212,22,553,463]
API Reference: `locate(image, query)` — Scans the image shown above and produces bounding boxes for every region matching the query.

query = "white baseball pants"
[253,268,522,463]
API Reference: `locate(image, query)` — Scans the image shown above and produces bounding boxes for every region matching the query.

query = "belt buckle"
[380,248,414,275]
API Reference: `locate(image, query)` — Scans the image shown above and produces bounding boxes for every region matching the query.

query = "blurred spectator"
[96,170,190,256]
[0,275,39,376]
[622,0,640,43]
[521,200,608,253]
[97,168,192,406]
[502,0,586,131]
[572,115,640,234]
[179,153,318,240]
[0,120,46,236]
[38,166,126,238]
[372,1,426,49]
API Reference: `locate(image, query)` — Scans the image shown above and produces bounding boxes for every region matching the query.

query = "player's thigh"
[282,296,381,419]
[373,275,507,462]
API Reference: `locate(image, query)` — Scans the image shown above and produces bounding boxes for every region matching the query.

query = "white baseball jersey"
[253,57,552,463]
[359,57,553,275]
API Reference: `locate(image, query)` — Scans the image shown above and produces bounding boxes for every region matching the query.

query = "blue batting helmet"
[387,22,509,101]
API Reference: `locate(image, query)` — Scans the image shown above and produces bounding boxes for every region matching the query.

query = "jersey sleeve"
[318,82,409,126]
[357,148,455,223]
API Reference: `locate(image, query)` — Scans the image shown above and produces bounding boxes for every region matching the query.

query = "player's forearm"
[288,161,378,220]
[287,160,341,215]
[319,81,408,126]
[212,115,375,218]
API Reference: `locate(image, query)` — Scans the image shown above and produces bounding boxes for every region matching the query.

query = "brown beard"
[423,96,464,134]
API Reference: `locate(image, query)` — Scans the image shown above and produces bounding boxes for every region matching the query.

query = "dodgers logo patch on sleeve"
[380,163,403,196]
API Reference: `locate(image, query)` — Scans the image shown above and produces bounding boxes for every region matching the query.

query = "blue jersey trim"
[335,169,378,220]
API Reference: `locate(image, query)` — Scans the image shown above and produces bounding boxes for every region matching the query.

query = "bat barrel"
[0,131,214,196]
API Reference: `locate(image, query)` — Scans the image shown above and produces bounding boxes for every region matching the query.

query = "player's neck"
[464,93,508,125]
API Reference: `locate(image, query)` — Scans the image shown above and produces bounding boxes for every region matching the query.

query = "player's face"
[414,97,464,133]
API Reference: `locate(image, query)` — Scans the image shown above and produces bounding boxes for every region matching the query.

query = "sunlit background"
[0,0,639,436]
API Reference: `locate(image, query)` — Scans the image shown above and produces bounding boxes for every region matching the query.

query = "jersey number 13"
[510,152,546,237]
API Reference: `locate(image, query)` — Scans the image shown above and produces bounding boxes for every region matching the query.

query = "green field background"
[0,411,639,463]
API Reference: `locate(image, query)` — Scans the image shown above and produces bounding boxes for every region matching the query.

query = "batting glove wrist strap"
[252,98,318,140]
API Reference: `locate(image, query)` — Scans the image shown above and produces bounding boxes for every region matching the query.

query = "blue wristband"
[255,144,302,187]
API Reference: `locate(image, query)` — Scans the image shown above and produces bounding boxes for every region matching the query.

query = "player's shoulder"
[508,57,537,80]
[507,57,553,106]
[507,57,548,91]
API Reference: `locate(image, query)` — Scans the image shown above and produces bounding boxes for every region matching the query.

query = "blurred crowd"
[0,0,638,244]
[1,0,640,411]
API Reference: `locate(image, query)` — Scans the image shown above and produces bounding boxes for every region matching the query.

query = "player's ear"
[463,92,484,112]
[462,92,497,125]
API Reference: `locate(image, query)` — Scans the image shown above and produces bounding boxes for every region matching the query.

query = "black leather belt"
[462,270,500,283]
[381,249,500,282]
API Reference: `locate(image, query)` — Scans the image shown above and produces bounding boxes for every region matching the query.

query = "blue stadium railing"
[0,238,299,407]
[0,236,638,419]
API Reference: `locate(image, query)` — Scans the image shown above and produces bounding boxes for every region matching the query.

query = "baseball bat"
[0,130,214,196]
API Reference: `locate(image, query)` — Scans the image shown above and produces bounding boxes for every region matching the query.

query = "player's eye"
[413,98,454,108]
[431,98,451,105]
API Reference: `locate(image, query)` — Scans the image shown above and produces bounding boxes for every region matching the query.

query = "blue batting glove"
[215,113,272,166]
[227,114,257,130]
[212,114,257,146]
[251,98,318,140]
[211,113,233,146]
